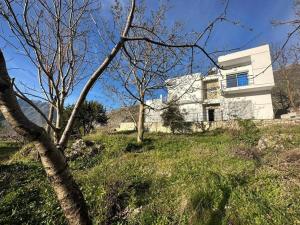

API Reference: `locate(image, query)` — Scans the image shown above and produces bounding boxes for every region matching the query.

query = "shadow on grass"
[0,163,44,195]
[113,130,137,135]
[0,145,20,163]
[123,139,154,153]
[190,173,249,225]
[105,179,151,224]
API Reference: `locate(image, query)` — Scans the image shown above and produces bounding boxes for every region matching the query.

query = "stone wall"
[116,119,300,133]
[144,121,238,133]
[253,119,300,127]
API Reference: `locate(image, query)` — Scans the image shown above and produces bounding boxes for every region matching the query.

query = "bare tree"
[0,0,93,144]
[108,2,187,143]
[107,0,234,143]
[272,45,300,114]
[0,0,238,223]
[0,0,135,223]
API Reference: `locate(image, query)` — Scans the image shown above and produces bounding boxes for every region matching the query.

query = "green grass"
[0,141,21,163]
[1,125,300,225]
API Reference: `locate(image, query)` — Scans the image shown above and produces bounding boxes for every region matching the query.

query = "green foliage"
[1,125,300,224]
[236,119,261,146]
[62,100,108,137]
[161,103,192,134]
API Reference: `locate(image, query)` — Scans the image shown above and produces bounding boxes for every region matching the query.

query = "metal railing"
[221,76,254,90]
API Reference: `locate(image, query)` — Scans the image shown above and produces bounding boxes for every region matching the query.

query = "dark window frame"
[226,72,249,88]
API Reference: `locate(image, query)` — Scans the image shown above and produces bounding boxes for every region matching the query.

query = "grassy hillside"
[1,124,300,225]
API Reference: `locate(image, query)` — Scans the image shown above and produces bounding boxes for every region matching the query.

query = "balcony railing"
[221,75,254,90]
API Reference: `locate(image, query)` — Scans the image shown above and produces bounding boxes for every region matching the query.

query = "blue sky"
[0,0,296,109]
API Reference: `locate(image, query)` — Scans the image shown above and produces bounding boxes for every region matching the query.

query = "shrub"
[62,100,108,137]
[161,103,192,134]
[236,119,261,146]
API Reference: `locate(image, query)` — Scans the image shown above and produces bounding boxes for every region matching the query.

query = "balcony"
[221,74,272,94]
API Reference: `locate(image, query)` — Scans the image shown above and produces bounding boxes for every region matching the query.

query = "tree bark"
[46,103,54,135]
[0,50,91,225]
[286,78,296,111]
[137,103,145,143]
[54,103,64,144]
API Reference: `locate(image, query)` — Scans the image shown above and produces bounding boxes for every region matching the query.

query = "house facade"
[145,45,275,124]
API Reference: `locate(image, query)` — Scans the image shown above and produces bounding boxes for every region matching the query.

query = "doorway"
[208,109,215,122]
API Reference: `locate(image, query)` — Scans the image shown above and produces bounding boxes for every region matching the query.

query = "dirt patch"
[233,145,260,161]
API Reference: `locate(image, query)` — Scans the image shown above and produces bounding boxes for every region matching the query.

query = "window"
[226,73,248,88]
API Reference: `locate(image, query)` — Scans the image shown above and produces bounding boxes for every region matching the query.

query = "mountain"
[18,100,50,126]
[0,99,50,128]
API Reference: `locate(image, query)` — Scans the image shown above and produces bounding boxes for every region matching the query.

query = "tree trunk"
[137,103,145,143]
[0,50,91,225]
[286,78,296,111]
[54,103,64,144]
[46,103,54,135]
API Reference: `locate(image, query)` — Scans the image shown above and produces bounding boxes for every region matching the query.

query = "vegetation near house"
[235,119,261,146]
[63,101,108,137]
[270,45,300,117]
[161,103,192,134]
[1,124,300,224]
[272,64,300,117]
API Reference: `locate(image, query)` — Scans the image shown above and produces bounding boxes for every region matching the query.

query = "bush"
[236,119,261,146]
[161,103,192,134]
[62,100,108,137]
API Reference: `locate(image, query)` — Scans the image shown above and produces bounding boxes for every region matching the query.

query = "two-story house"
[145,44,275,124]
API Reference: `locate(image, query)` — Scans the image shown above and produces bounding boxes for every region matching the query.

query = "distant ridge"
[0,99,50,127]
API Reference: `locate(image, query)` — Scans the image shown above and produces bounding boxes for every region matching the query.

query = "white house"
[145,44,275,124]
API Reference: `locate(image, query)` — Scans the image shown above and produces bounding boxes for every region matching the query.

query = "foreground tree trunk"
[0,51,91,225]
[137,103,145,143]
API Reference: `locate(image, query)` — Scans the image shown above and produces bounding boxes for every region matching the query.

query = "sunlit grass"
[1,125,300,225]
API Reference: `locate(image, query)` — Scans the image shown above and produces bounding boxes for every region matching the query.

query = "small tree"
[272,46,300,114]
[107,2,186,143]
[161,103,191,134]
[63,101,108,137]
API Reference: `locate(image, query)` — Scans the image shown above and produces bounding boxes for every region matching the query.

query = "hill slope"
[1,124,300,224]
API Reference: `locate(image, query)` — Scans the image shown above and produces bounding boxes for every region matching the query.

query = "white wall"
[167,73,203,104]
[222,92,274,120]
[145,98,164,123]
[250,45,274,87]
[218,45,275,120]
[218,45,274,89]
[178,102,204,122]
